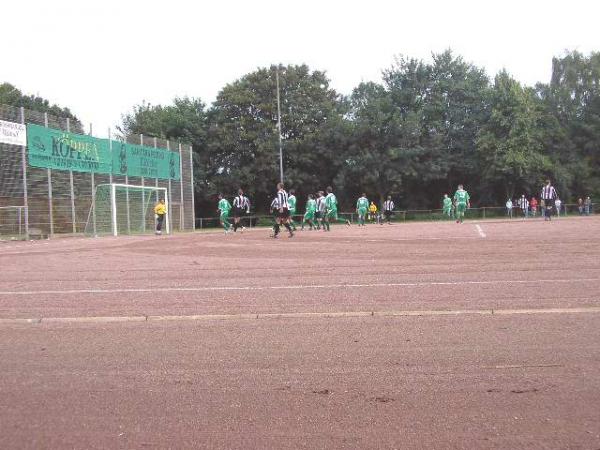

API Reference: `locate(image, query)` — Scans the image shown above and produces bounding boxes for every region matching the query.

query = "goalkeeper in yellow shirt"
[368,201,378,223]
[154,198,167,235]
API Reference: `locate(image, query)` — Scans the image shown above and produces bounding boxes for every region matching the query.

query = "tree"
[342,81,424,207]
[537,51,600,199]
[0,82,78,121]
[476,71,551,202]
[206,64,347,211]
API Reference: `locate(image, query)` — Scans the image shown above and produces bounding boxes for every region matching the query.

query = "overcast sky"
[3,0,598,135]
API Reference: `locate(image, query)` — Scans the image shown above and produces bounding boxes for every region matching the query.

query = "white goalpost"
[85,183,169,237]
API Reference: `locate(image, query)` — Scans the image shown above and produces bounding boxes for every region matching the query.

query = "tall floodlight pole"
[276,68,284,183]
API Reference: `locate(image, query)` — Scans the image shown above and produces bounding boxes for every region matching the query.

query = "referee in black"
[232,188,250,232]
[273,182,294,238]
[540,179,558,221]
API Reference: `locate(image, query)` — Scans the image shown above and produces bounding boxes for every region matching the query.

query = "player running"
[217,193,232,233]
[453,184,470,224]
[382,196,395,225]
[315,191,326,230]
[356,193,369,226]
[301,194,317,230]
[272,182,294,238]
[288,189,298,231]
[442,194,453,219]
[232,188,250,233]
[269,195,280,237]
[323,186,351,231]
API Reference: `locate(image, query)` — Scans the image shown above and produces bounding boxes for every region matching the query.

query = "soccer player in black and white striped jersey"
[272,182,294,238]
[232,189,250,232]
[540,180,558,221]
[382,196,395,225]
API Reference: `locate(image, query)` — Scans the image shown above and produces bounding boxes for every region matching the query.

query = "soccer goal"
[84,184,169,237]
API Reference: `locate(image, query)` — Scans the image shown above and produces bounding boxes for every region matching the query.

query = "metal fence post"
[19,107,29,239]
[66,118,76,233]
[139,134,145,233]
[153,137,159,203]
[167,140,173,234]
[178,142,185,231]
[108,128,113,185]
[89,123,96,236]
[44,113,54,237]
[189,145,195,230]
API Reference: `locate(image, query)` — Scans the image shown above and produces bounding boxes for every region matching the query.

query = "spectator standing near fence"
[584,196,592,215]
[555,198,562,217]
[540,180,558,221]
[382,196,395,225]
[578,198,584,215]
[518,195,529,218]
[506,198,513,218]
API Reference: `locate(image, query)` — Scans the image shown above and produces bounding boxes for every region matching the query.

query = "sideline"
[2,306,600,326]
[1,277,599,296]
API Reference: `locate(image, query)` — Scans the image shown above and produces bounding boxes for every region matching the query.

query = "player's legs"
[220,213,231,232]
[288,210,297,231]
[155,214,164,235]
[456,204,466,223]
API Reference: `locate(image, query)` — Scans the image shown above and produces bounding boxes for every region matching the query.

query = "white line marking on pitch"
[475,224,486,238]
[2,306,600,325]
[365,237,478,242]
[0,278,599,296]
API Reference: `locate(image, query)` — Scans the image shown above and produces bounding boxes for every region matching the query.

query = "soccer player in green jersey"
[288,189,298,231]
[453,185,470,224]
[217,193,232,233]
[356,193,369,226]
[301,194,317,230]
[323,186,351,231]
[442,194,453,219]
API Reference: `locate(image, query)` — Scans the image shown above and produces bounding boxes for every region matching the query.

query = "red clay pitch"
[1,217,599,449]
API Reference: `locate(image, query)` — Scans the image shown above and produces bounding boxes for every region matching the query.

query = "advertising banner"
[26,124,181,180]
[112,140,180,180]
[0,119,27,146]
[27,123,112,174]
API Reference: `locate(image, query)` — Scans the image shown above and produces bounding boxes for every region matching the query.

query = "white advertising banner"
[0,119,27,146]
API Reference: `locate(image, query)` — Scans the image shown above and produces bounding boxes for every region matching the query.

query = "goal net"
[84,184,169,237]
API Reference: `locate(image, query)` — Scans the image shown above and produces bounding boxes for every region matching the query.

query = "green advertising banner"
[27,123,112,174]
[26,124,181,180]
[111,141,181,180]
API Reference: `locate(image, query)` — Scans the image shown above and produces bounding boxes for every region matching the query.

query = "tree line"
[4,50,599,214]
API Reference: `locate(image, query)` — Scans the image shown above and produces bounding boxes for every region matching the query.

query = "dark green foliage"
[0,83,78,121]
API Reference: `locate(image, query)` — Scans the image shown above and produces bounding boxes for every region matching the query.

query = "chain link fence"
[0,104,195,239]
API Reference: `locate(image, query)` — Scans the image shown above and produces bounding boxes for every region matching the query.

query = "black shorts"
[233,207,244,218]
[277,208,290,219]
[315,211,322,219]
[383,210,393,219]
[544,199,554,208]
